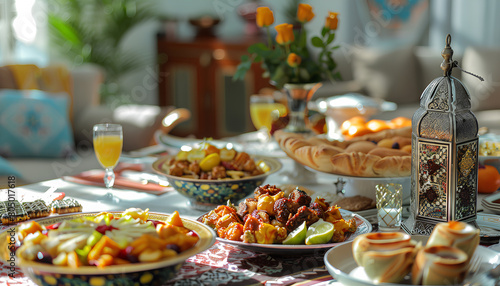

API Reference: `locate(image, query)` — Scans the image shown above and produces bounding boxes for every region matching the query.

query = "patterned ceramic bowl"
[2,212,216,286]
[152,155,282,211]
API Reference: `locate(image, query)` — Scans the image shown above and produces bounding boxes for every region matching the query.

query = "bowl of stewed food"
[5,208,216,286]
[152,141,281,210]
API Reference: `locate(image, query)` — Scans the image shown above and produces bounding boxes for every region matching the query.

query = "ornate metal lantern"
[402,35,479,235]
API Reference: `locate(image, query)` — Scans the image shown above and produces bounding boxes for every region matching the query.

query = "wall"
[119,0,355,105]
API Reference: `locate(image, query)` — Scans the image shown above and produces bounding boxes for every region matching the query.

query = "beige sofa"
[1,64,173,185]
[315,45,500,134]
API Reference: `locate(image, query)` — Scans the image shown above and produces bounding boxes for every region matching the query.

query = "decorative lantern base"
[401,216,479,235]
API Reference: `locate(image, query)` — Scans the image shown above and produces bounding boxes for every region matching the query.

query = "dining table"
[2,144,499,286]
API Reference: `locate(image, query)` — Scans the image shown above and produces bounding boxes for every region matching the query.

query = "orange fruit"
[366,119,390,133]
[478,165,500,194]
[389,117,411,128]
[346,124,371,138]
[341,116,367,136]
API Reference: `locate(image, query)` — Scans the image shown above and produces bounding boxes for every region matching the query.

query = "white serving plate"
[324,235,500,286]
[305,166,411,204]
[215,209,372,255]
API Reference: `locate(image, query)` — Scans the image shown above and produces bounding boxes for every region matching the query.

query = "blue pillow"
[0,156,21,177]
[0,89,75,158]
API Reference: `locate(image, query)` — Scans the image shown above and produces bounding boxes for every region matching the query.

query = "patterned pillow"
[0,89,74,158]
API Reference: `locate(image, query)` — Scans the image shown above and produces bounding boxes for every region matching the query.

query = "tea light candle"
[378,207,402,230]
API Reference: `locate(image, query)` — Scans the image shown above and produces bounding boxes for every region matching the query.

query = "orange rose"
[297,3,315,23]
[256,7,274,27]
[275,23,294,45]
[325,12,339,30]
[287,53,301,67]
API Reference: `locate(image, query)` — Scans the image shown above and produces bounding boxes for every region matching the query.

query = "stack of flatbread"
[274,126,412,178]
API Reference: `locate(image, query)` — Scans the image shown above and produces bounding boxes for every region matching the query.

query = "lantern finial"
[441,34,453,76]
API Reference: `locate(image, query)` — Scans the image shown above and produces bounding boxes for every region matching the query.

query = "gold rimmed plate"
[4,212,216,286]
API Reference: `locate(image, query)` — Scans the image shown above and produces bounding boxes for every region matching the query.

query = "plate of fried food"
[152,141,281,211]
[198,185,372,255]
[6,208,216,286]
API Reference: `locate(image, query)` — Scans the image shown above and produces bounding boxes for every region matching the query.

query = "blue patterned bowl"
[152,156,282,210]
[4,212,216,286]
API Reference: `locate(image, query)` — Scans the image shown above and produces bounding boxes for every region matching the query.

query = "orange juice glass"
[250,95,287,131]
[93,124,123,190]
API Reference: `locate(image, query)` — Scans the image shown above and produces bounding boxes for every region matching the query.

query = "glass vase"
[279,82,322,184]
[282,82,322,133]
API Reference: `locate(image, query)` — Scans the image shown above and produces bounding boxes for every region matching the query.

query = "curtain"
[0,0,48,65]
[429,0,500,55]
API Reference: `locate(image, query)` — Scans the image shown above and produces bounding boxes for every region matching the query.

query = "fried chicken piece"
[311,197,330,212]
[211,165,226,179]
[233,152,252,171]
[237,198,258,218]
[323,206,343,224]
[254,184,282,198]
[249,209,271,224]
[188,161,201,175]
[285,205,319,232]
[289,188,311,207]
[169,165,184,177]
[273,197,296,224]
[224,222,244,241]
[215,212,242,229]
[243,215,260,232]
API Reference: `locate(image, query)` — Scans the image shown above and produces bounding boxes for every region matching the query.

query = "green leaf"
[326,33,335,45]
[233,61,252,81]
[48,15,82,46]
[311,37,324,48]
[248,43,269,54]
[331,45,340,50]
[321,27,329,37]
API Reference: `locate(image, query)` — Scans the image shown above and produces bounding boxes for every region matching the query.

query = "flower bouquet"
[234,4,342,134]
[233,4,342,89]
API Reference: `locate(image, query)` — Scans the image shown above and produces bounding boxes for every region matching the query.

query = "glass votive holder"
[376,183,403,231]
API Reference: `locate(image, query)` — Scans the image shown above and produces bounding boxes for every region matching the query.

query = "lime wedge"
[282,221,307,245]
[305,219,334,245]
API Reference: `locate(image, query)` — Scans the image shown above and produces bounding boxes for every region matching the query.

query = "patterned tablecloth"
[0,240,337,286]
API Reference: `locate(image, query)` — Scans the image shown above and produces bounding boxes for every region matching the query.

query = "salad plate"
[214,209,372,255]
[4,211,216,286]
[324,235,500,286]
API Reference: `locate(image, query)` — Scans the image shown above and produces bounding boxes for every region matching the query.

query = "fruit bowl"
[3,212,216,286]
[152,155,282,211]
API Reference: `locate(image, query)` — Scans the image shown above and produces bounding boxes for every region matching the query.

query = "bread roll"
[344,141,378,153]
[330,152,382,177]
[368,147,411,158]
[274,126,412,178]
[373,156,411,177]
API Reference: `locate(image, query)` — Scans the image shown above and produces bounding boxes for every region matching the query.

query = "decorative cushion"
[462,46,500,111]
[0,156,21,177]
[0,89,75,158]
[351,46,421,105]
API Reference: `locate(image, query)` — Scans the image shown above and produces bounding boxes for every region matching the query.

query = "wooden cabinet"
[157,34,271,138]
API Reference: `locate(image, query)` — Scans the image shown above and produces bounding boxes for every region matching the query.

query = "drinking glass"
[249,94,287,133]
[376,183,403,231]
[93,123,123,202]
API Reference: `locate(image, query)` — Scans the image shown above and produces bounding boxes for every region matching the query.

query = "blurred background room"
[1,0,500,182]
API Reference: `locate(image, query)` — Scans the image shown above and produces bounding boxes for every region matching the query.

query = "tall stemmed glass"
[93,123,123,202]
